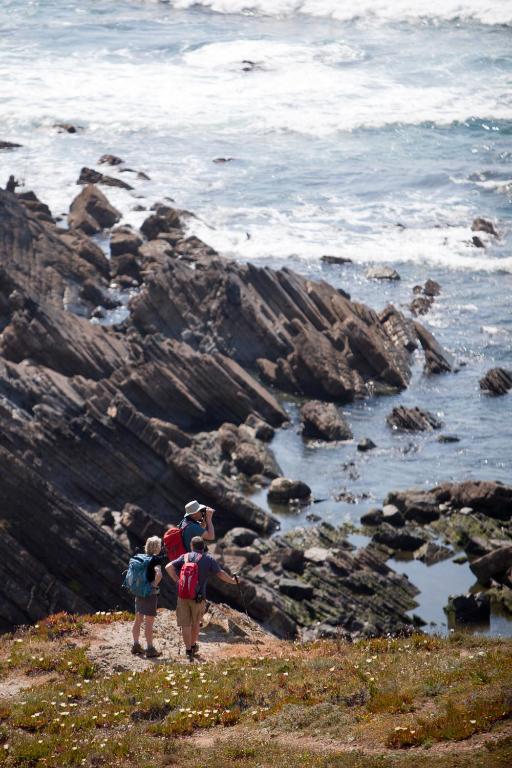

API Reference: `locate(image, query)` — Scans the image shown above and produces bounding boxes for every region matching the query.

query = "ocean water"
[1,0,511,633]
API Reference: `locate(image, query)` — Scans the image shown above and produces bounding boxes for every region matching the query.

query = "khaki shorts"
[176,598,206,627]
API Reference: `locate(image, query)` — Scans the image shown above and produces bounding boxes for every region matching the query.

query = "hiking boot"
[191,643,199,656]
[146,646,162,659]
[131,642,144,655]
[185,649,194,662]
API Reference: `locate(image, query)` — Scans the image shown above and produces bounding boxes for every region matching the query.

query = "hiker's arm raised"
[201,507,215,542]
[216,569,237,586]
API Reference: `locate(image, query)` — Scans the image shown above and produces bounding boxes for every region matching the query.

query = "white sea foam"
[165,0,512,26]
[2,38,510,139]
[185,202,512,273]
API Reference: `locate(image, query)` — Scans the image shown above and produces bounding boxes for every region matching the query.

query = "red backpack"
[178,553,202,600]
[163,521,190,561]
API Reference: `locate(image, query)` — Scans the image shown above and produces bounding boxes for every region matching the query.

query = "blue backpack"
[123,554,153,598]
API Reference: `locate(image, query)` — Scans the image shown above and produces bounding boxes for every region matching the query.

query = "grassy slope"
[0,613,511,767]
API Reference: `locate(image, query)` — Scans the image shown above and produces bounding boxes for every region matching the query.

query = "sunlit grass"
[0,615,511,767]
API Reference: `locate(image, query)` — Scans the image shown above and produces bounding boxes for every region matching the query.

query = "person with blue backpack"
[124,536,163,658]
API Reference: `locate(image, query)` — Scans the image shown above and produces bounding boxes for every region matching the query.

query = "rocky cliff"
[0,185,451,636]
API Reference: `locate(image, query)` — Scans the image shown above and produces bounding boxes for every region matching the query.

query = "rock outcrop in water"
[0,184,457,635]
[480,367,512,395]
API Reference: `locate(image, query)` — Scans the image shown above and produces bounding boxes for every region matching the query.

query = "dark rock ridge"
[480,367,512,395]
[68,184,121,235]
[130,246,422,404]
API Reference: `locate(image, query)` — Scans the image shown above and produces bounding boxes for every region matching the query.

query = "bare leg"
[132,613,143,644]
[191,622,201,646]
[181,625,192,650]
[144,615,155,647]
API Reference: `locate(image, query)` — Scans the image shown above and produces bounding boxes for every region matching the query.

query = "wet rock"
[357,437,376,452]
[410,296,434,316]
[446,594,490,624]
[372,527,426,552]
[381,504,404,527]
[472,235,485,248]
[438,434,460,443]
[68,185,121,235]
[110,226,142,257]
[79,280,120,311]
[99,154,124,166]
[233,442,266,476]
[386,406,442,432]
[378,305,418,353]
[423,279,441,297]
[321,254,353,265]
[470,545,512,586]
[300,400,353,441]
[268,477,311,504]
[480,367,512,395]
[53,123,80,134]
[386,480,512,522]
[366,265,400,281]
[361,508,383,526]
[77,167,133,191]
[416,541,453,565]
[0,140,22,150]
[472,217,498,237]
[414,321,455,374]
[213,157,234,164]
[140,208,183,240]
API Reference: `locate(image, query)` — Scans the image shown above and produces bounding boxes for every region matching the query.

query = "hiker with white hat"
[162,500,216,563]
[181,500,215,551]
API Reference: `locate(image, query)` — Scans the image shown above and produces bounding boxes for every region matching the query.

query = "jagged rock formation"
[129,247,417,403]
[385,481,512,522]
[0,185,456,634]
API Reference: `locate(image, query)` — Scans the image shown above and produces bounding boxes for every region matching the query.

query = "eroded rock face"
[68,184,121,235]
[130,255,415,403]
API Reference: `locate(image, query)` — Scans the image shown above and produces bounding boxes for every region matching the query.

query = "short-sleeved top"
[180,519,206,552]
[171,552,221,599]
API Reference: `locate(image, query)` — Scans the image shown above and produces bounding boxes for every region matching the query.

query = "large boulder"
[445,594,490,625]
[472,217,498,237]
[68,185,121,235]
[268,477,312,504]
[300,400,352,441]
[366,266,400,280]
[386,481,512,522]
[414,321,455,375]
[470,546,512,586]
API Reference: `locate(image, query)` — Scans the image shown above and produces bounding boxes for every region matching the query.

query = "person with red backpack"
[163,500,216,562]
[166,536,237,661]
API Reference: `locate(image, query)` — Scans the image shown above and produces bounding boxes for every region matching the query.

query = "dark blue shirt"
[171,552,221,598]
[180,519,206,551]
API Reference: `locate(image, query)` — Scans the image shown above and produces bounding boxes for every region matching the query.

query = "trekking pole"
[234,574,261,648]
